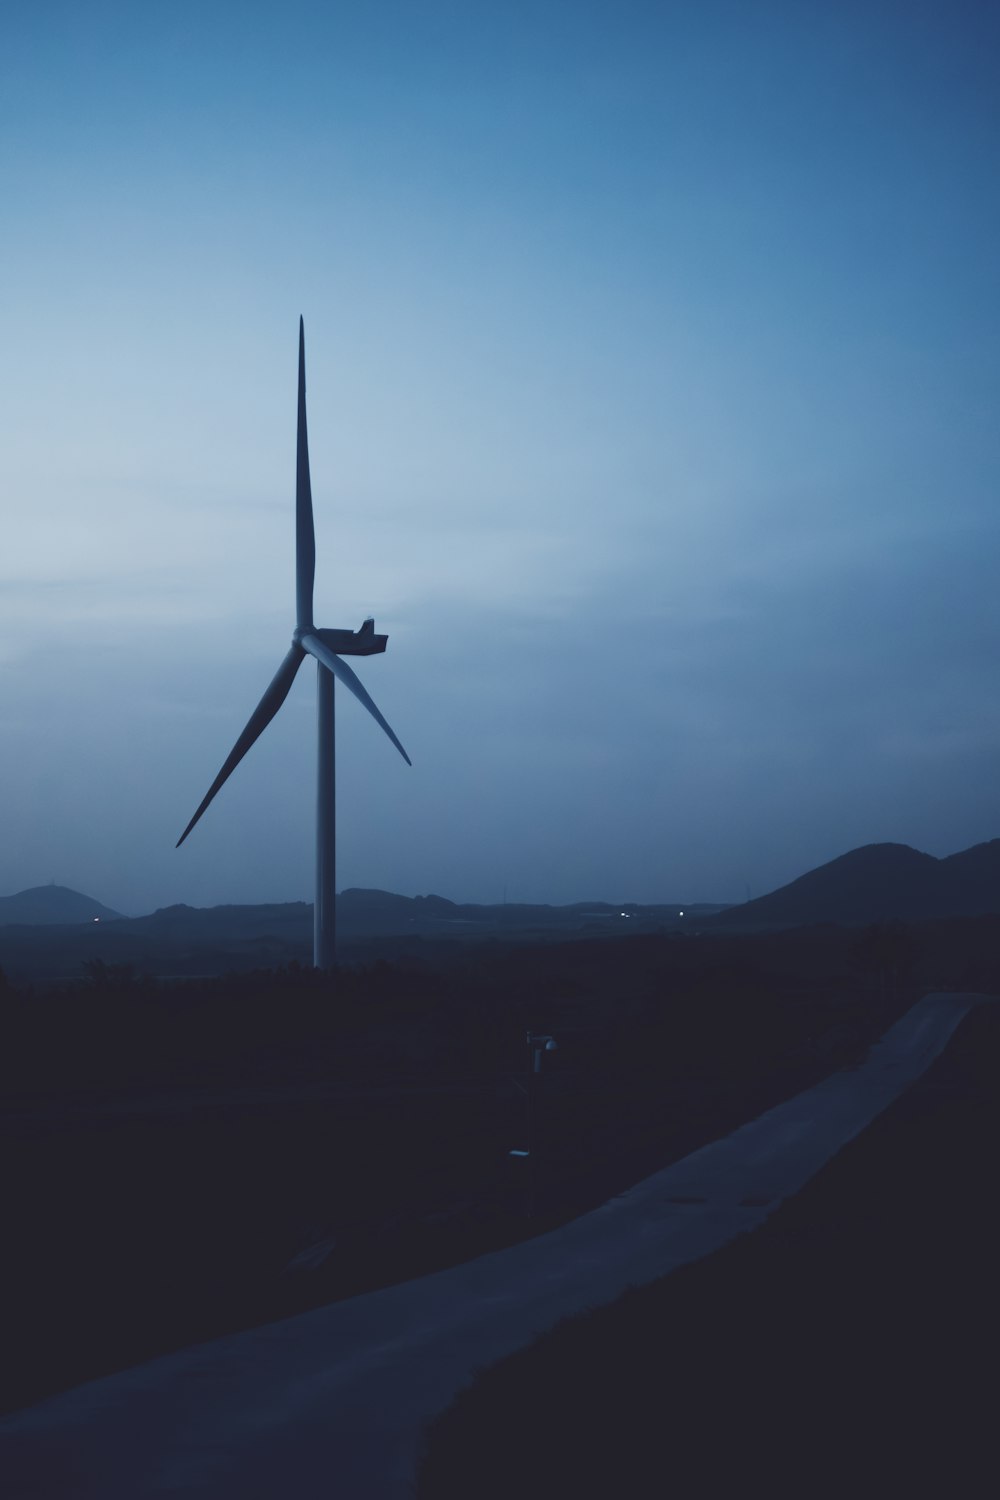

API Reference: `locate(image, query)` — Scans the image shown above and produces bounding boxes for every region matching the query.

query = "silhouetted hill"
[0,885,122,926]
[713,840,1000,928]
[127,890,728,945]
[0,891,731,983]
[335,889,730,936]
[942,840,1000,909]
[138,901,311,941]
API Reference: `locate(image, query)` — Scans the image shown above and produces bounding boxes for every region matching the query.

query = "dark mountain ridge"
[128,889,724,941]
[0,889,729,984]
[0,885,123,926]
[5,838,997,973]
[713,839,1000,929]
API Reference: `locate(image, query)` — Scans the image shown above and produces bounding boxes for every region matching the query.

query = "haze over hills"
[712,839,1000,929]
[0,888,724,983]
[0,886,721,938]
[3,836,1000,943]
[2,838,999,982]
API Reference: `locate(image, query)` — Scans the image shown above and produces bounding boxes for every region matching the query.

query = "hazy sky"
[2,0,998,914]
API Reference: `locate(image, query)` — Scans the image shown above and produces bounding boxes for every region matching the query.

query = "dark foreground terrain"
[2,916,997,1417]
[417,999,1000,1499]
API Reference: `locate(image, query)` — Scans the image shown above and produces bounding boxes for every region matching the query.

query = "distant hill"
[0,885,123,926]
[334,889,730,937]
[0,889,731,984]
[712,840,1000,929]
[130,890,729,942]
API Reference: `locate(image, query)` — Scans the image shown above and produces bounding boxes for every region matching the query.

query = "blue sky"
[2,0,998,914]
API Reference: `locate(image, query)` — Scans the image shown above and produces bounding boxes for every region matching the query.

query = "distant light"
[678,911,684,917]
[93,917,100,923]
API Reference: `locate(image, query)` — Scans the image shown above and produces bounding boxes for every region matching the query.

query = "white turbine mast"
[177,318,411,968]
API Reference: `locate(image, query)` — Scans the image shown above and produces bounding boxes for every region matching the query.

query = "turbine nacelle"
[293,618,388,657]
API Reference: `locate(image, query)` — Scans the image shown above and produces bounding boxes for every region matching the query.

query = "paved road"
[0,991,988,1499]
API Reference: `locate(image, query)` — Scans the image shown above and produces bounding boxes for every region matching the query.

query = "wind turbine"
[177,318,411,968]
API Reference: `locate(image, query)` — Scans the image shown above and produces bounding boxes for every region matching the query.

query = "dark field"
[417,999,1000,1499]
[2,916,998,1416]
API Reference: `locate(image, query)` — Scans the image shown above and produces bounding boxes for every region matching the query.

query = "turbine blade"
[296,316,316,630]
[300,632,411,766]
[176,645,305,847]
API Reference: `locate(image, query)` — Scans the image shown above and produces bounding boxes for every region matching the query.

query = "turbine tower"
[177,318,411,968]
